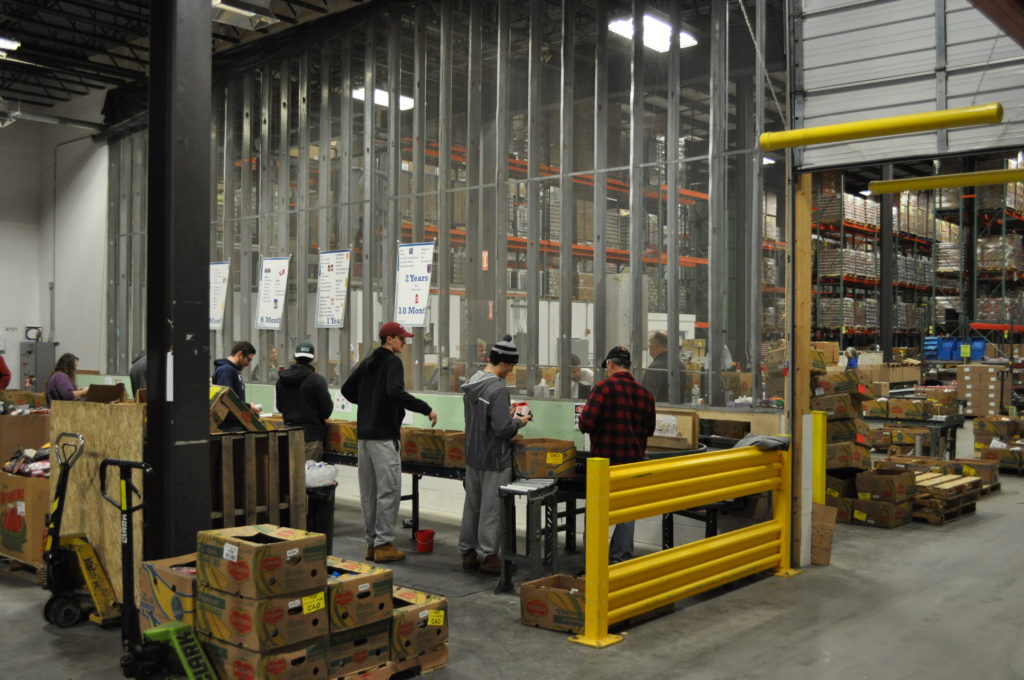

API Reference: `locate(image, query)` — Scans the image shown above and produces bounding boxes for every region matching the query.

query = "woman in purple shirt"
[45,353,88,404]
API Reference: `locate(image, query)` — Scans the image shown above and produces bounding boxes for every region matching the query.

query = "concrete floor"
[4,431,1024,680]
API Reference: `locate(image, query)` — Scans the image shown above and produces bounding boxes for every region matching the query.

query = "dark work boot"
[461,550,478,571]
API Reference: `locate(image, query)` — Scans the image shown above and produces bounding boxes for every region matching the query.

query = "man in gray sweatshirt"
[458,335,532,575]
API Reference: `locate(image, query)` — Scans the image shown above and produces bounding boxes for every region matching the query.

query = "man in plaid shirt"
[578,345,656,563]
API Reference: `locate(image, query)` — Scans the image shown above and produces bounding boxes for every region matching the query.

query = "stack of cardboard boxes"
[325,557,393,677]
[973,416,1024,474]
[195,526,330,679]
[957,364,1012,417]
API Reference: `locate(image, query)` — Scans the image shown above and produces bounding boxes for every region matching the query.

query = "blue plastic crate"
[971,337,986,361]
[922,336,940,360]
[937,338,959,361]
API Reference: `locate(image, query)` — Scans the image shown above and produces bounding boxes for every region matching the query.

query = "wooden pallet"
[981,481,1002,496]
[914,472,982,499]
[912,498,977,525]
[337,646,448,680]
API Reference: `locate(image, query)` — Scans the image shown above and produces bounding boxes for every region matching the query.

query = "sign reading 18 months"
[393,242,435,327]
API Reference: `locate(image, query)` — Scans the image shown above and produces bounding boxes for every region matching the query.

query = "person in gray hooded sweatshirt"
[458,335,532,575]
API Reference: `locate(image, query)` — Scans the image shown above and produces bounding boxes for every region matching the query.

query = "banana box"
[390,586,448,661]
[327,618,390,677]
[138,553,197,632]
[200,634,327,680]
[326,556,393,630]
[326,420,358,455]
[519,574,585,633]
[196,585,328,651]
[197,525,327,599]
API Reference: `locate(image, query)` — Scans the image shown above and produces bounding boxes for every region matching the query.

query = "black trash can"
[306,483,337,555]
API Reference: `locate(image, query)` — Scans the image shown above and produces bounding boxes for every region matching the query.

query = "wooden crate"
[209,428,307,529]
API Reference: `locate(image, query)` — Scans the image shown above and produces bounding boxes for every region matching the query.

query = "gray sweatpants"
[358,439,402,548]
[458,466,512,558]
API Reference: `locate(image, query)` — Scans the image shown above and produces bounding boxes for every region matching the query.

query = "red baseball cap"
[379,321,414,339]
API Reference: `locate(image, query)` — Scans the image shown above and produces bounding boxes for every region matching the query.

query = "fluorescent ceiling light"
[0,37,20,52]
[211,0,279,30]
[609,15,698,53]
[859,189,872,196]
[352,87,414,111]
[762,156,776,165]
[0,51,7,60]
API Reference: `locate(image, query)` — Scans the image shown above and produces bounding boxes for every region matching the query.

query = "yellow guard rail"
[569,445,797,648]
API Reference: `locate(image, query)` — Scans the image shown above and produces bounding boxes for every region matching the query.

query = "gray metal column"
[362,26,376,356]
[437,2,453,389]
[558,0,575,398]
[338,43,353,377]
[879,164,894,361]
[144,0,212,559]
[317,45,331,376]
[748,0,767,401]
[628,0,646,363]
[707,0,728,404]
[466,1,483,369]
[237,73,254,363]
[592,0,608,373]
[666,2,681,404]
[297,53,311,347]
[493,0,510,340]
[411,4,426,389]
[385,8,401,324]
[935,0,948,153]
[526,0,542,389]
[274,57,290,380]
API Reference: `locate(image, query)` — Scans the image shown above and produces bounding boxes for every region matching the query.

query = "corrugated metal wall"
[797,0,1024,169]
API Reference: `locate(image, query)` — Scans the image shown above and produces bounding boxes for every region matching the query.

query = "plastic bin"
[306,483,337,555]
[971,337,987,361]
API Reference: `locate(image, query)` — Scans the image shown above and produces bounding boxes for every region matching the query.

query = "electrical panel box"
[19,341,58,393]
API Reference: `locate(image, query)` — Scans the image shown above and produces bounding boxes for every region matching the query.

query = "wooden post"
[790,173,814,564]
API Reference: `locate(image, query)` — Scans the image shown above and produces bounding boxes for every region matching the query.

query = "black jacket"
[643,351,683,403]
[276,363,333,443]
[341,347,431,441]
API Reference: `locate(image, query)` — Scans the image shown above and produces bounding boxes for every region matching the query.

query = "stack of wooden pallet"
[912,472,982,525]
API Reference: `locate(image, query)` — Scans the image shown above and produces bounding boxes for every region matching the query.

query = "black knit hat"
[601,345,631,368]
[489,335,519,365]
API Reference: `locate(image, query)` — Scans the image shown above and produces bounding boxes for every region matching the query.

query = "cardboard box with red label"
[886,398,932,420]
[390,586,448,661]
[855,469,916,502]
[201,634,327,680]
[825,442,870,470]
[944,458,1000,485]
[327,618,390,678]
[326,557,393,631]
[812,372,874,400]
[826,417,871,446]
[809,394,860,420]
[513,438,576,478]
[196,585,328,652]
[197,525,327,599]
[138,553,197,631]
[519,574,585,634]
[825,496,854,524]
[852,499,912,528]
[0,470,49,567]
[825,468,860,500]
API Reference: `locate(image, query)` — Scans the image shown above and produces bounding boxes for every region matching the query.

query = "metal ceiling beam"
[281,0,327,14]
[2,55,132,86]
[0,12,151,53]
[56,0,148,23]
[1,26,150,65]
[19,46,143,79]
[0,0,148,38]
[0,58,110,88]
[0,91,53,106]
[0,64,90,92]
[0,82,72,101]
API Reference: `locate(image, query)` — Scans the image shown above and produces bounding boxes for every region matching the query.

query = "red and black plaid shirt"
[578,370,656,464]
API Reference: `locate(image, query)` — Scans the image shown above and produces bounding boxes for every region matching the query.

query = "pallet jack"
[42,432,121,628]
[99,457,216,680]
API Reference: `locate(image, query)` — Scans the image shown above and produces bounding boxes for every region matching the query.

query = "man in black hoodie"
[341,322,437,562]
[276,341,334,462]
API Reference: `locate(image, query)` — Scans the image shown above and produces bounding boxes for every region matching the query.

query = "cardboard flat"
[201,634,327,680]
[327,618,390,678]
[0,471,49,567]
[811,503,837,566]
[326,557,393,631]
[519,574,585,633]
[196,525,327,599]
[196,585,328,651]
[138,553,197,631]
[513,438,576,478]
[390,586,448,661]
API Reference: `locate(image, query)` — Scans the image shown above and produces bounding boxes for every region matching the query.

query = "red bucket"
[415,529,435,553]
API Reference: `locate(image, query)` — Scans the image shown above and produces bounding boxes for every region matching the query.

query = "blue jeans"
[609,521,635,564]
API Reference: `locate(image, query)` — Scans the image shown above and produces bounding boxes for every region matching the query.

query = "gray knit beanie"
[489,335,519,365]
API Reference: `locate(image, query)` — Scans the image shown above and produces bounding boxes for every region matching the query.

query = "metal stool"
[494,479,558,593]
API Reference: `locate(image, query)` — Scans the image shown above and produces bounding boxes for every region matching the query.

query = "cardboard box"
[327,619,390,678]
[886,398,932,420]
[976,445,1024,470]
[0,390,47,408]
[519,574,585,633]
[210,385,266,433]
[390,586,448,661]
[973,432,996,448]
[860,400,886,418]
[0,470,49,567]
[196,585,328,651]
[870,382,890,398]
[825,442,870,469]
[855,469,916,502]
[326,557,393,631]
[809,350,828,376]
[201,635,327,680]
[944,458,999,485]
[852,499,912,528]
[811,504,837,566]
[826,417,871,446]
[974,416,1017,438]
[398,429,464,468]
[812,372,874,400]
[811,341,840,365]
[914,385,958,405]
[84,383,128,403]
[138,553,198,632]
[197,525,327,599]
[883,426,930,447]
[825,467,860,499]
[868,428,891,448]
[513,438,576,479]
[326,420,358,455]
[809,394,860,420]
[874,456,944,474]
[825,496,853,523]
[0,414,51,458]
